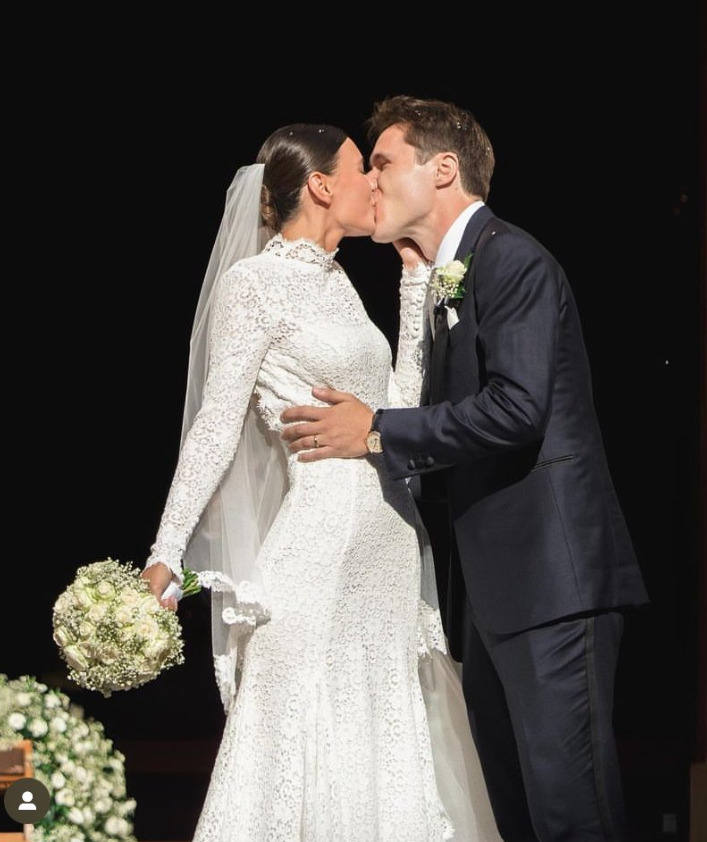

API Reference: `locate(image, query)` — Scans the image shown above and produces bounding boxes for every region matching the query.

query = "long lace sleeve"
[144,262,273,584]
[387,262,432,409]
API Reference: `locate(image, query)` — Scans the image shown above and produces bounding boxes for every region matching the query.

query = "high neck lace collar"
[264,233,338,269]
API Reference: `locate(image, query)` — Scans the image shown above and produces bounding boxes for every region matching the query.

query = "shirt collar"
[433,200,485,267]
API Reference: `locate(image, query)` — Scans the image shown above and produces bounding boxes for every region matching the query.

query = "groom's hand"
[280,387,373,461]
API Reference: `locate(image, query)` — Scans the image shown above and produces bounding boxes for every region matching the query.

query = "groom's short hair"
[366,94,495,201]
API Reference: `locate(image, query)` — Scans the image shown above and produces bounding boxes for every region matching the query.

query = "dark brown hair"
[366,95,495,200]
[256,124,348,231]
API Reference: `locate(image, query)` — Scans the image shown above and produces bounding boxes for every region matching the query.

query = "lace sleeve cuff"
[400,262,432,287]
[143,556,184,586]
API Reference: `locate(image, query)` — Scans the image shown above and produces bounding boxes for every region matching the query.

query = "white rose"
[8,712,26,730]
[131,616,159,639]
[52,771,67,789]
[138,594,161,615]
[95,581,116,600]
[74,585,98,609]
[75,722,89,739]
[62,762,77,777]
[113,606,133,626]
[82,806,95,825]
[104,816,122,836]
[144,637,170,663]
[29,717,48,737]
[93,798,111,814]
[55,787,75,806]
[51,716,68,733]
[99,646,120,666]
[119,589,140,608]
[63,645,90,672]
[87,602,108,622]
[53,627,74,648]
[78,622,94,639]
[54,591,73,612]
[16,692,32,707]
[44,693,62,709]
[68,806,85,825]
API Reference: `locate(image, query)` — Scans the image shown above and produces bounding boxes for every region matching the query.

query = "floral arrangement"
[429,253,473,302]
[0,673,137,841]
[52,558,201,698]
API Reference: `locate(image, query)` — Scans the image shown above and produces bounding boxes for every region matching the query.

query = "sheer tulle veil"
[180,163,288,712]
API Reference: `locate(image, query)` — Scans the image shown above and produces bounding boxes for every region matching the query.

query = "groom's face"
[368,124,437,245]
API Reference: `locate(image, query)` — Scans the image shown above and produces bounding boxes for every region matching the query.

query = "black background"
[4,5,704,840]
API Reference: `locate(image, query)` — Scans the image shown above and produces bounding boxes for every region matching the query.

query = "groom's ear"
[434,152,459,188]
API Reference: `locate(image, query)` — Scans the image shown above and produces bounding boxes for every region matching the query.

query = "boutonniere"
[430,253,473,305]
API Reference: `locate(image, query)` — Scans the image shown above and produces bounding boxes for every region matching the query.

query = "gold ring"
[313,435,319,448]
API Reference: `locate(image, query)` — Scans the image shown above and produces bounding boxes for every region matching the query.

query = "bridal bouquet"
[52,558,201,697]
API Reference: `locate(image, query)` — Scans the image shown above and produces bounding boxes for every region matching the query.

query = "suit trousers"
[461,595,628,841]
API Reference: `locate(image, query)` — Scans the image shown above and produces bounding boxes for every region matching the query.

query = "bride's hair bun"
[260,184,278,232]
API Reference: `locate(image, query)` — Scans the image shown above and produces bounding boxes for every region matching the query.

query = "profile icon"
[3,778,50,824]
[18,792,37,811]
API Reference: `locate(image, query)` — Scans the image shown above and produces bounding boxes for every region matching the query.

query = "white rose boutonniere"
[430,253,473,304]
[430,253,473,330]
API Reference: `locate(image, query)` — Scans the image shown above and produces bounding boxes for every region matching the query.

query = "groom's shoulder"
[484,212,559,264]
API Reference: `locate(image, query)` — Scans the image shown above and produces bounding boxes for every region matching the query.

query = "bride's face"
[327,138,377,238]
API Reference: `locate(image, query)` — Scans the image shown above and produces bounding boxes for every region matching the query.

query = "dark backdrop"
[4,5,703,841]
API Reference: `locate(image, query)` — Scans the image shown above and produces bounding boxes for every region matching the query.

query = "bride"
[140,122,501,842]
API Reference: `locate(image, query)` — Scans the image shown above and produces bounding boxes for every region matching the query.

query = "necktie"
[429,298,449,405]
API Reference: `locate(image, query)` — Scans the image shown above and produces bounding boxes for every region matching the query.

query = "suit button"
[425,456,435,467]
[407,459,416,470]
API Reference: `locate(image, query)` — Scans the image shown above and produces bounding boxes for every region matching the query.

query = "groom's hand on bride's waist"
[280,387,373,461]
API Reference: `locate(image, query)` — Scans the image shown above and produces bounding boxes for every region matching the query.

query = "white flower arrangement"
[52,558,201,698]
[429,253,473,302]
[0,673,137,841]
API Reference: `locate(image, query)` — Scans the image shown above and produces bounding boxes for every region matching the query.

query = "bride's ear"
[307,172,333,204]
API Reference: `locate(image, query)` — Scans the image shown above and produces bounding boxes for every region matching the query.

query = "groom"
[280,95,649,840]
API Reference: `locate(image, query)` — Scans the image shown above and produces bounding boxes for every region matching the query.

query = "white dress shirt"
[429,200,485,333]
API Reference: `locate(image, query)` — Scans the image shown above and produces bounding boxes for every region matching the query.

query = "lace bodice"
[145,234,431,582]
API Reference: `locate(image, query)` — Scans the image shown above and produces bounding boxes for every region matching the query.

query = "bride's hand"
[140,562,179,612]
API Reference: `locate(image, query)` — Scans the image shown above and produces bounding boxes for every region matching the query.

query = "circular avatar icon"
[3,777,51,824]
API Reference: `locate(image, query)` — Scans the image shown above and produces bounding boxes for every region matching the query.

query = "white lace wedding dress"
[145,235,501,842]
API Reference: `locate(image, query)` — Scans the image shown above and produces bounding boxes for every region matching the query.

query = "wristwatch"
[365,409,384,454]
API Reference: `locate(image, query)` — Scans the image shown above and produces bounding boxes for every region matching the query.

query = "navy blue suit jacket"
[379,205,649,635]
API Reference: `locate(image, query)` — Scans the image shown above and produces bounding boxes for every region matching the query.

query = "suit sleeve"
[379,232,561,480]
